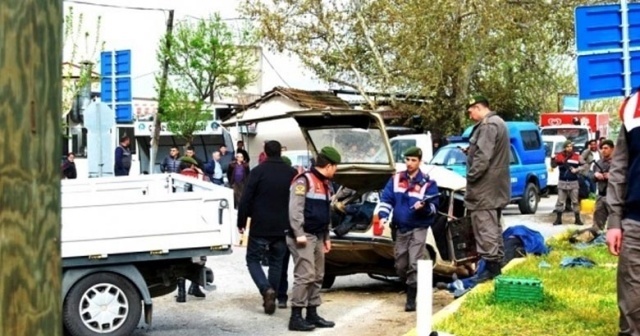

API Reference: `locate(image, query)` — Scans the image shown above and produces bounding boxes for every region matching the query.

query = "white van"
[542,134,567,192]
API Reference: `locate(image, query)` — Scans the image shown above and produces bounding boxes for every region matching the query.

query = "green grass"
[434,231,619,336]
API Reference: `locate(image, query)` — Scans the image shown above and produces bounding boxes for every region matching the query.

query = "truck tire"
[322,275,336,289]
[518,183,539,214]
[63,272,142,336]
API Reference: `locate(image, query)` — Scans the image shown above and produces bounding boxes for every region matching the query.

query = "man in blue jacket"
[378,146,439,312]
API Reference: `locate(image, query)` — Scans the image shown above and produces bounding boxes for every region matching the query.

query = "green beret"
[282,156,292,166]
[320,146,341,164]
[466,94,489,109]
[179,156,198,166]
[563,140,573,148]
[600,139,614,148]
[403,146,422,159]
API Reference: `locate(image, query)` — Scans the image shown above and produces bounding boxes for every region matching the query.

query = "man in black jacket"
[237,140,297,315]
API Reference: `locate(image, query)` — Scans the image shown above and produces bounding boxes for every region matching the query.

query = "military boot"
[574,213,584,226]
[289,307,316,331]
[553,211,562,226]
[176,278,186,303]
[306,306,335,328]
[188,282,206,298]
[476,261,502,283]
[405,286,417,312]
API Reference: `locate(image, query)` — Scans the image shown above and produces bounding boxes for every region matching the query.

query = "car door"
[508,146,526,198]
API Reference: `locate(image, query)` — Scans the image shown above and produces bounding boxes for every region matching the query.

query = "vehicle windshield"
[430,145,467,166]
[543,141,565,157]
[541,128,589,148]
[307,128,389,164]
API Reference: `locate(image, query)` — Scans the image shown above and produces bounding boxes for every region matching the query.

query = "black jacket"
[237,157,297,237]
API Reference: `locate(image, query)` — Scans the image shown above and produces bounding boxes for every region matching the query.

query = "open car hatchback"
[226,109,478,288]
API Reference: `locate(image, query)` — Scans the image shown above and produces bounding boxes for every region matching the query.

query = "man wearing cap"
[378,146,439,311]
[551,140,586,225]
[464,94,511,283]
[607,91,640,335]
[286,146,341,331]
[591,139,614,230]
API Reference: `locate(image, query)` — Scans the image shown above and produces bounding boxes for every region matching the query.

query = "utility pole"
[0,1,62,335]
[150,9,175,174]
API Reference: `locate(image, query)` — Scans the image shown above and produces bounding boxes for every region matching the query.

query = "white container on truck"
[61,174,234,336]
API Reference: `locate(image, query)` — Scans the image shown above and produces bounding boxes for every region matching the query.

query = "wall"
[227,96,308,166]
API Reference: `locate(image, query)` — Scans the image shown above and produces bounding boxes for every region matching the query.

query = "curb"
[403,230,569,336]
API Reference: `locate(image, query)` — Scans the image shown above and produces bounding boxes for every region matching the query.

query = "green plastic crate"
[494,276,543,303]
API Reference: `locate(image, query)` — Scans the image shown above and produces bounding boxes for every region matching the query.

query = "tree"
[155,13,258,145]
[62,6,103,119]
[1,1,62,335]
[242,0,611,134]
[158,85,208,146]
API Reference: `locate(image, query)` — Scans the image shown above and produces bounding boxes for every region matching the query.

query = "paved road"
[131,194,580,336]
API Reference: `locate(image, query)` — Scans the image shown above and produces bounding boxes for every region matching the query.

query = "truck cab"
[542,134,567,192]
[429,121,548,214]
[389,133,433,172]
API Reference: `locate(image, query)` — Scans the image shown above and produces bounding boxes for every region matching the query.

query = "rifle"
[410,192,441,211]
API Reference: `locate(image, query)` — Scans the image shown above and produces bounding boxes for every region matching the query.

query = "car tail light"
[372,214,383,236]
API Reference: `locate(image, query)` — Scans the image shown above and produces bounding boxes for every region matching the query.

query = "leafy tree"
[242,0,611,135]
[158,86,208,146]
[155,13,258,146]
[62,6,103,119]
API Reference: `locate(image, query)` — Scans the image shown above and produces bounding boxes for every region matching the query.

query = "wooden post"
[0,1,63,335]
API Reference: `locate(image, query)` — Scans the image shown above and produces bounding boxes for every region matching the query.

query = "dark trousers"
[246,236,288,294]
[278,249,291,303]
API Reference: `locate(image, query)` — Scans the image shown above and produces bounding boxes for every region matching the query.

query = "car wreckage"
[226,109,478,288]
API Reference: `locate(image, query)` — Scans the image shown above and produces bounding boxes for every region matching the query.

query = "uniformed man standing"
[464,95,511,283]
[551,141,586,225]
[287,146,341,332]
[378,146,439,312]
[592,139,614,231]
[607,91,640,335]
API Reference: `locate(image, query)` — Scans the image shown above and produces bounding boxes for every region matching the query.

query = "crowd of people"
[58,92,639,334]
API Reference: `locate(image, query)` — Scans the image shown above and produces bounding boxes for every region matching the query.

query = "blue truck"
[429,121,548,214]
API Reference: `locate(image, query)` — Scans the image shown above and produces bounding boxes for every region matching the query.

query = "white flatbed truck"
[61,174,234,336]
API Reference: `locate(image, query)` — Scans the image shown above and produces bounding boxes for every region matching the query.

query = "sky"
[63,0,326,99]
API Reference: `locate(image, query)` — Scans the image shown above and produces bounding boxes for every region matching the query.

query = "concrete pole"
[416,260,433,336]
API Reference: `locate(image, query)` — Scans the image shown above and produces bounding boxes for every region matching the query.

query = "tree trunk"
[0,1,62,336]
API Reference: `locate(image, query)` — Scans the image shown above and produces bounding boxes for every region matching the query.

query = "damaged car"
[226,109,479,288]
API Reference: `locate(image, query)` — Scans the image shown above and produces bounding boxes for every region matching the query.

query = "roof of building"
[240,86,351,110]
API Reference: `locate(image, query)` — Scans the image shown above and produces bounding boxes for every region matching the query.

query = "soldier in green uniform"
[287,146,341,332]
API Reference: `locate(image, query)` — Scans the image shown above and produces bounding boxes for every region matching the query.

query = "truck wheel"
[518,183,539,214]
[322,275,336,289]
[63,272,142,336]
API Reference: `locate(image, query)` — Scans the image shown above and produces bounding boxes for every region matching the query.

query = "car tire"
[518,182,539,214]
[321,275,336,289]
[63,272,142,336]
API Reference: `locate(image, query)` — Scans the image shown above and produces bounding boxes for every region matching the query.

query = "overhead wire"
[63,0,170,12]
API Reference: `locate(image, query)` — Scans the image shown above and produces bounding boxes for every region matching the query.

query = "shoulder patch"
[294,184,306,195]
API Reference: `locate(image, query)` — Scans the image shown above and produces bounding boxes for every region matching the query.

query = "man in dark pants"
[464,95,511,283]
[607,91,640,335]
[592,139,614,231]
[287,147,341,331]
[378,146,440,312]
[237,141,297,315]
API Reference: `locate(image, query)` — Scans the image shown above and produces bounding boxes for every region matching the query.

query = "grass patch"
[434,231,619,336]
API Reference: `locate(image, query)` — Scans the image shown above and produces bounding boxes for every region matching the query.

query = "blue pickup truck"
[429,121,548,214]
